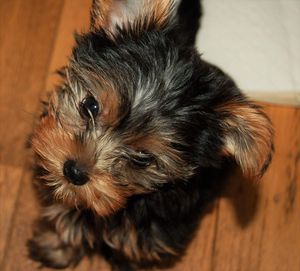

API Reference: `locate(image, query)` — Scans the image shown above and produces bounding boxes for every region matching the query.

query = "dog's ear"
[90,0,178,32]
[218,101,274,178]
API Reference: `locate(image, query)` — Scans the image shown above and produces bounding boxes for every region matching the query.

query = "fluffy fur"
[28,0,274,270]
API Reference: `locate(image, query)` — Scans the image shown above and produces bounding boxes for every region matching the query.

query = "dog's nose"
[63,160,89,186]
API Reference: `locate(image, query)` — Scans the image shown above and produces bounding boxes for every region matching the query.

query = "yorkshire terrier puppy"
[28,0,273,270]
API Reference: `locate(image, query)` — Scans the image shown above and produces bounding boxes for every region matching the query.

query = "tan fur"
[126,133,195,180]
[90,0,114,31]
[32,72,194,218]
[217,102,273,178]
[90,0,176,33]
[42,204,94,247]
[63,66,121,127]
[99,87,120,125]
[153,237,178,256]
[32,114,130,216]
[128,133,173,153]
[29,225,82,268]
[151,0,176,27]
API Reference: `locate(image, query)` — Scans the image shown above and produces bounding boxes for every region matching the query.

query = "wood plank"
[44,0,91,91]
[167,204,219,271]
[2,169,43,271]
[212,106,300,271]
[1,169,90,271]
[0,0,64,167]
[0,165,23,267]
[0,0,64,269]
[258,107,300,271]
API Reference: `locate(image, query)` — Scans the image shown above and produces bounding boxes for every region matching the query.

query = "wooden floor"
[0,1,299,270]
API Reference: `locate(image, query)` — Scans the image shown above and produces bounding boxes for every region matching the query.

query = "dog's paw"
[27,230,82,269]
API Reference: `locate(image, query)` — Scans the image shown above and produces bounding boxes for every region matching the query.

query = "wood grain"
[0,165,23,266]
[0,0,64,167]
[211,106,300,271]
[0,1,299,271]
[44,0,91,91]
[0,0,63,270]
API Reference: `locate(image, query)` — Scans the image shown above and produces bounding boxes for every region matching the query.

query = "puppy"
[28,0,273,270]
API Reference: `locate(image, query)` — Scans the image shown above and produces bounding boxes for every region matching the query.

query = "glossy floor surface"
[0,1,299,270]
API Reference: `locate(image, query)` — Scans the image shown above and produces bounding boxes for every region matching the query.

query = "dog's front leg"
[28,204,94,269]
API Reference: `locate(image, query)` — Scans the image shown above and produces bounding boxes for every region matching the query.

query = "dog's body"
[28,1,273,270]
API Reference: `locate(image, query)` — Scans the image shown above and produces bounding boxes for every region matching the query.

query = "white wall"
[196,0,300,105]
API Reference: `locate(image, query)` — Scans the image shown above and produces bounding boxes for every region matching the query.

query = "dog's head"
[32,0,273,216]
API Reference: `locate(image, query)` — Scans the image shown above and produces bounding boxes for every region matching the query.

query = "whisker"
[65,67,75,93]
[64,67,79,102]
[87,109,96,135]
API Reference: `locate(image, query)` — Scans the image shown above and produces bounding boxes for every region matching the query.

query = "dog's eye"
[80,96,99,119]
[130,151,155,168]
